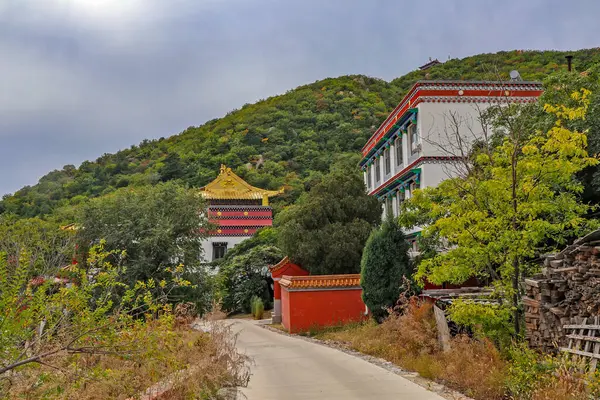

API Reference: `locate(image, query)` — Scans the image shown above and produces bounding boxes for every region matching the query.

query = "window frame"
[212,242,228,261]
[395,137,403,167]
[375,157,381,183]
[384,148,391,176]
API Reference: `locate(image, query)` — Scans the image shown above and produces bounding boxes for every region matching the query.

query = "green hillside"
[3,48,600,217]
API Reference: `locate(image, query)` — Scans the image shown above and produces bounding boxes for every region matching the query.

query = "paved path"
[231,320,446,400]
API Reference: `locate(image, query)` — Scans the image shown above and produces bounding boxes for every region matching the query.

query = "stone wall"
[524,230,600,351]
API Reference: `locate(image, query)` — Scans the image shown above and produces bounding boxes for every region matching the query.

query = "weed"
[250,296,264,320]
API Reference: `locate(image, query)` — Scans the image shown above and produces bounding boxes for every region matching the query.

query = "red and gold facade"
[200,165,283,261]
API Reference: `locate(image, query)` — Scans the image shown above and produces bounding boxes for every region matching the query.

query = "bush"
[360,215,412,322]
[250,296,265,320]
[447,300,514,351]
[216,244,282,313]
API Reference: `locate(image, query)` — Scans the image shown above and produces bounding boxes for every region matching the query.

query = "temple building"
[199,165,283,262]
[361,80,544,249]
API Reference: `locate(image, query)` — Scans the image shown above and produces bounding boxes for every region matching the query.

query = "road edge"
[259,323,474,400]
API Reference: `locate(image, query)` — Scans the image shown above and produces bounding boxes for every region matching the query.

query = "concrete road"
[231,320,446,400]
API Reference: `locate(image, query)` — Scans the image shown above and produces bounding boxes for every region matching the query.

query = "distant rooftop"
[419,58,442,70]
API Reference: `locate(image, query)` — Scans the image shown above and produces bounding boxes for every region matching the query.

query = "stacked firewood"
[524,230,600,351]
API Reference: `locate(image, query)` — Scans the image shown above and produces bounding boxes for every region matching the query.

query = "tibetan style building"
[361,80,544,251]
[199,165,283,262]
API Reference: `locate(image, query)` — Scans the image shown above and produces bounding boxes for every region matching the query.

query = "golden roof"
[200,165,284,201]
[279,274,362,290]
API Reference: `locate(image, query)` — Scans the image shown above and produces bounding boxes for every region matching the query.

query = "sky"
[0,0,599,196]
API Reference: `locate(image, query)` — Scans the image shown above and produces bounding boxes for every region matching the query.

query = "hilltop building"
[199,165,283,262]
[360,80,544,249]
[419,58,442,70]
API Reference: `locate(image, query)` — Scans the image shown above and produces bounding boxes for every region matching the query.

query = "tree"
[76,182,213,309]
[400,88,598,335]
[276,155,382,274]
[0,215,75,278]
[216,244,283,313]
[360,215,412,322]
[0,240,247,399]
[160,152,185,181]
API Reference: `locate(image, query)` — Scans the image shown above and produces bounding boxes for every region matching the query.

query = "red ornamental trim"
[210,228,257,236]
[362,81,543,156]
[208,206,272,211]
[279,274,362,289]
[214,219,273,227]
[209,215,273,220]
[369,156,461,197]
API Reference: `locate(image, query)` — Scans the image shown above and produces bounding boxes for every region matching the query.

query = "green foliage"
[360,215,412,322]
[1,241,167,376]
[4,49,600,218]
[75,182,214,312]
[276,155,381,274]
[505,342,557,399]
[448,300,515,350]
[216,244,282,313]
[0,215,74,278]
[250,295,265,320]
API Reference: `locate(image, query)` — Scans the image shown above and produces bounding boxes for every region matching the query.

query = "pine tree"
[360,216,412,322]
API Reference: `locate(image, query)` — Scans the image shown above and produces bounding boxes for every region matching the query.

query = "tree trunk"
[511,141,521,336]
[512,257,520,335]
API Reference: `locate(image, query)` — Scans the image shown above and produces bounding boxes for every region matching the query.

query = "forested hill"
[3,48,600,218]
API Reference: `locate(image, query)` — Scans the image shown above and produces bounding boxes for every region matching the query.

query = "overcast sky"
[0,0,598,196]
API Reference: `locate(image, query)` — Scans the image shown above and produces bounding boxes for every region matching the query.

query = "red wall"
[282,288,366,333]
[281,287,291,330]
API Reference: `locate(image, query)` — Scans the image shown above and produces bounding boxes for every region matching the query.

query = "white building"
[199,165,284,262]
[361,80,544,245]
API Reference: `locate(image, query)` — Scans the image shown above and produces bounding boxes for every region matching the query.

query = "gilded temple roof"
[200,165,284,201]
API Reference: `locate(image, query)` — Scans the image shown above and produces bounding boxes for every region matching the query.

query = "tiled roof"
[279,274,361,290]
[269,256,290,273]
[200,165,283,200]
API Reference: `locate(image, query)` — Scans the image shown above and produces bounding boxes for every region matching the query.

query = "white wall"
[201,235,249,263]
[418,102,489,157]
[420,163,454,189]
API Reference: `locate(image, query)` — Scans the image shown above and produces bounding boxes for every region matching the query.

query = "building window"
[212,242,228,261]
[395,137,403,167]
[367,166,372,189]
[375,158,381,183]
[384,149,391,175]
[409,124,420,154]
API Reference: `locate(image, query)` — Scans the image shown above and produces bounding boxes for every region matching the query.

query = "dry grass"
[5,318,249,399]
[315,299,507,400]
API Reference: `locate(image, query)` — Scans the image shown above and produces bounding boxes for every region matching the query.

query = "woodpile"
[524,230,600,351]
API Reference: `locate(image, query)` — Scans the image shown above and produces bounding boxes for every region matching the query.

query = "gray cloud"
[1,0,599,195]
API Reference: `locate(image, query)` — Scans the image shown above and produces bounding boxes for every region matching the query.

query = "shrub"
[447,299,514,351]
[216,244,281,313]
[251,296,265,320]
[360,215,412,322]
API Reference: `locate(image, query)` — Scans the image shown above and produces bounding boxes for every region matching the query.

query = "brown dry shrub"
[6,319,249,399]
[441,335,506,399]
[529,366,588,400]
